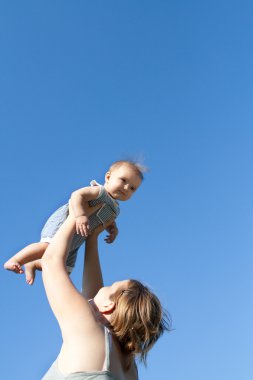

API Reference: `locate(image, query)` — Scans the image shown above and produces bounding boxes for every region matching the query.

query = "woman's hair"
[110,280,171,368]
[109,160,148,181]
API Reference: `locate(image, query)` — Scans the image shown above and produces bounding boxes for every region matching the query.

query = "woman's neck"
[88,299,112,329]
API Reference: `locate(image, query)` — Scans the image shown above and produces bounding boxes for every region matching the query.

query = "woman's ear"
[99,299,115,314]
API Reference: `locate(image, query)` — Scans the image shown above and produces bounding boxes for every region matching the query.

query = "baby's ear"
[105,171,111,183]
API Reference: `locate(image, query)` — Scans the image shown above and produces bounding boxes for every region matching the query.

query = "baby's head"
[104,160,146,201]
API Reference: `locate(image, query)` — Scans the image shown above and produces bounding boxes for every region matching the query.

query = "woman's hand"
[104,221,119,244]
[69,200,115,240]
[87,218,116,240]
[75,215,90,237]
[69,199,103,234]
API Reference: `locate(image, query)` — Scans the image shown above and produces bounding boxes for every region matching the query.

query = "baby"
[4,160,144,284]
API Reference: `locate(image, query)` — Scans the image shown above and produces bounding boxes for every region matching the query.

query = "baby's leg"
[24,259,42,285]
[4,242,48,274]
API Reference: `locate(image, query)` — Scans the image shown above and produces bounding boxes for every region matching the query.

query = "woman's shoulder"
[109,334,138,380]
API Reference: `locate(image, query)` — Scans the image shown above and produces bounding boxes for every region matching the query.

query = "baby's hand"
[104,221,119,244]
[75,215,90,237]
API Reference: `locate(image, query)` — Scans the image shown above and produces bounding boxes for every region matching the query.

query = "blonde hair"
[109,160,148,181]
[110,280,171,368]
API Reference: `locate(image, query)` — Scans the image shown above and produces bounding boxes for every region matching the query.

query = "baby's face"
[104,164,142,201]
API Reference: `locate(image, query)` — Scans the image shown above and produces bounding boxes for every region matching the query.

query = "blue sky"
[1,1,253,379]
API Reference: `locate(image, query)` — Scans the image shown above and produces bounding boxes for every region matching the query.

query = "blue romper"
[41,327,116,380]
[40,181,120,272]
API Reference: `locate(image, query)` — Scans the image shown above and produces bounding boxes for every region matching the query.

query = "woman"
[41,211,170,380]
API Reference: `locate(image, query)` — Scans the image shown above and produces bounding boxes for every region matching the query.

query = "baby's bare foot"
[24,262,37,285]
[4,259,24,274]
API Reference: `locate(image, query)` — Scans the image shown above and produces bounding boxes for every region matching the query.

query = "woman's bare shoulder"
[110,336,138,380]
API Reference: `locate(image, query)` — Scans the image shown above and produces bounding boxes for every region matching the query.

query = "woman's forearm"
[82,232,104,299]
[41,215,93,330]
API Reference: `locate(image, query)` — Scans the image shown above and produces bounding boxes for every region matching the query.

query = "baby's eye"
[120,178,126,183]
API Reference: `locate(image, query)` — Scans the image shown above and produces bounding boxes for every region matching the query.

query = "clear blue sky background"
[1,1,253,379]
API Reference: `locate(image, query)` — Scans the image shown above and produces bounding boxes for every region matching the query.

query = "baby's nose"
[124,183,130,191]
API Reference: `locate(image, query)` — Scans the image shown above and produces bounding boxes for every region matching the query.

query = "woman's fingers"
[76,223,90,237]
[103,218,116,230]
[91,218,115,237]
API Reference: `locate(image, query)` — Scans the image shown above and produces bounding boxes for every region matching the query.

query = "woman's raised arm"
[82,218,115,299]
[81,226,104,300]
[41,216,96,332]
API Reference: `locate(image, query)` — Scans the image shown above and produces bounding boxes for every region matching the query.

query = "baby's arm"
[70,186,100,237]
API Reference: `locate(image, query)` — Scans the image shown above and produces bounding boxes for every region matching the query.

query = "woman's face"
[94,280,130,311]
